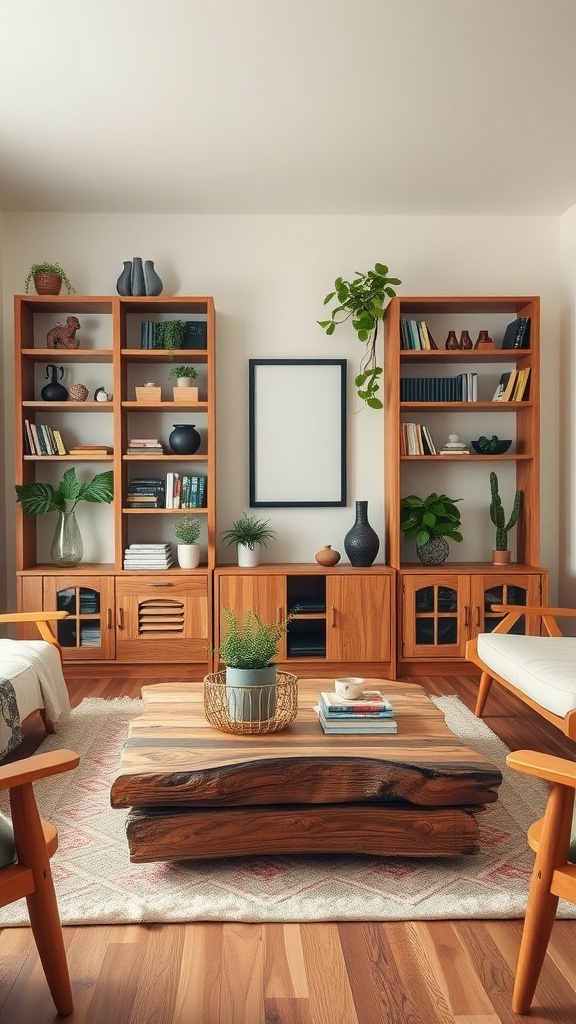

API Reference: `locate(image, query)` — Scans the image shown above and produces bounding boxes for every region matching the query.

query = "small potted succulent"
[173,515,202,569]
[218,607,292,721]
[168,365,199,402]
[489,472,522,564]
[24,262,75,296]
[221,513,276,567]
[400,491,463,565]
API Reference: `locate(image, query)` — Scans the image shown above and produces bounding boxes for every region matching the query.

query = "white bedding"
[0,640,71,724]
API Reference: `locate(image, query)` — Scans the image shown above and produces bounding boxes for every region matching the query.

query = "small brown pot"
[315,544,341,567]
[492,549,511,565]
[34,272,62,295]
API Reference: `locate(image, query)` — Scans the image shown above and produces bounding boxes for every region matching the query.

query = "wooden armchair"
[506,749,576,1014]
[0,747,79,1016]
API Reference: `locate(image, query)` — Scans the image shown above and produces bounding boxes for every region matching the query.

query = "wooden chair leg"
[39,709,56,735]
[512,782,574,1014]
[474,671,493,717]
[10,784,73,1016]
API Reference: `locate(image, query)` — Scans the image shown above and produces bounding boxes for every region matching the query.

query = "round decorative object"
[168,423,201,454]
[41,364,68,401]
[130,257,146,296]
[94,387,110,402]
[143,260,163,296]
[315,544,341,567]
[344,500,380,567]
[203,670,298,735]
[34,272,62,295]
[470,437,512,455]
[69,383,89,402]
[116,260,132,296]
[416,536,450,565]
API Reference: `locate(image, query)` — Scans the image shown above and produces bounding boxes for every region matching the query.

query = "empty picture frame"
[249,359,347,507]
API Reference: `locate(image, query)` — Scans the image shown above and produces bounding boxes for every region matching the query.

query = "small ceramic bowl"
[470,439,512,455]
[334,677,365,700]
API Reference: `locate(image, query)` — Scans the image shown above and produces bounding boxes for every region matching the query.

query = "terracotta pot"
[315,545,341,567]
[34,272,62,295]
[492,549,511,565]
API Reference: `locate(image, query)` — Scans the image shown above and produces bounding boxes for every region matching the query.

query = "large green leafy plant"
[219,607,291,669]
[318,262,401,408]
[15,468,114,516]
[400,492,463,546]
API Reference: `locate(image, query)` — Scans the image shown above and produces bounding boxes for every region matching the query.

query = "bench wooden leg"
[474,671,493,718]
[39,709,55,735]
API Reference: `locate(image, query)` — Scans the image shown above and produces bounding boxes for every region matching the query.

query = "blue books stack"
[317,690,397,734]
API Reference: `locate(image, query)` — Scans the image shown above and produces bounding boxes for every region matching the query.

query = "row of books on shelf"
[317,690,398,734]
[139,321,207,349]
[401,422,437,456]
[127,474,206,509]
[400,319,438,350]
[24,420,113,458]
[492,368,531,402]
[123,543,174,570]
[400,373,478,402]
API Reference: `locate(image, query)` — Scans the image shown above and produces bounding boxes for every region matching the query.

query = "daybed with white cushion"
[466,605,576,739]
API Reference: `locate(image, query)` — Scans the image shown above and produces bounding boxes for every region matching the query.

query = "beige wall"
[1,213,561,610]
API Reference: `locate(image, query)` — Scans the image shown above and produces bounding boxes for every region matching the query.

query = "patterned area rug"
[0,694,571,925]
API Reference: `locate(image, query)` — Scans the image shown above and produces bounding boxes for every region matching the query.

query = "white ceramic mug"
[334,677,365,700]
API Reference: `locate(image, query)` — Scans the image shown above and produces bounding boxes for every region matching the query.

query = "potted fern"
[174,515,202,569]
[218,607,292,721]
[24,262,75,296]
[400,492,463,565]
[489,472,522,564]
[221,513,276,566]
[15,468,114,567]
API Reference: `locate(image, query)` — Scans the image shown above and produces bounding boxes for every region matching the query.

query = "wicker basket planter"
[203,670,298,735]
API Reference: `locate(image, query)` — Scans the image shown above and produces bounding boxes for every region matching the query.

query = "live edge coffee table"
[110,680,502,863]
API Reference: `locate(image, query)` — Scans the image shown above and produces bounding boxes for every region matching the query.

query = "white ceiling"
[2,0,576,216]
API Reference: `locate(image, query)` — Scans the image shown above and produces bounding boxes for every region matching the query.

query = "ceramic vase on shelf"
[416,536,449,565]
[445,330,459,350]
[168,424,201,455]
[315,545,341,567]
[130,257,146,297]
[116,261,132,296]
[237,543,260,567]
[143,260,163,296]
[343,501,380,567]
[177,543,200,569]
[41,364,68,401]
[51,511,83,568]
[459,330,473,350]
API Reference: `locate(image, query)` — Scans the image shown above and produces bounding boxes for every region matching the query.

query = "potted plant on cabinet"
[168,365,199,402]
[24,262,75,296]
[489,471,522,565]
[318,262,401,408]
[15,468,114,568]
[400,491,463,565]
[221,513,276,567]
[218,607,292,722]
[173,515,202,568]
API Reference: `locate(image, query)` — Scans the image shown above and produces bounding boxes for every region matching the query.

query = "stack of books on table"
[126,438,164,456]
[123,543,174,570]
[317,690,397,734]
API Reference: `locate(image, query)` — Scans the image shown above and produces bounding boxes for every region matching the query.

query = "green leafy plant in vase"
[24,262,75,295]
[318,262,401,408]
[400,491,463,565]
[489,471,522,564]
[218,607,294,722]
[15,468,114,567]
[174,515,202,569]
[221,513,276,567]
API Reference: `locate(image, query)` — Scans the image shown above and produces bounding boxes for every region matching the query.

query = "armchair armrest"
[506,750,576,788]
[0,750,79,791]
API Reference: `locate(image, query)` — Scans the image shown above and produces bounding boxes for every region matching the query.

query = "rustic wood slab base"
[111,680,502,862]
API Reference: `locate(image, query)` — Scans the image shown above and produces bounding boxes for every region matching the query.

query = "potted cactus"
[489,471,522,564]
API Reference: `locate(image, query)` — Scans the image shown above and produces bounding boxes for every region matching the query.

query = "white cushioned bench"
[466,605,576,740]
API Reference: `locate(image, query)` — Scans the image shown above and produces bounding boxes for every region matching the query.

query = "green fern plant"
[489,472,522,550]
[219,607,292,669]
[221,513,276,551]
[174,515,201,544]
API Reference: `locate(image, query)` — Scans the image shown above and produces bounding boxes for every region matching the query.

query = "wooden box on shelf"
[135,385,161,403]
[173,386,199,403]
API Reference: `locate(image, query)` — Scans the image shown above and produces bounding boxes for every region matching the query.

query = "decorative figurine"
[438,432,470,455]
[475,330,495,349]
[94,387,111,402]
[445,330,459,350]
[46,316,81,349]
[459,330,473,349]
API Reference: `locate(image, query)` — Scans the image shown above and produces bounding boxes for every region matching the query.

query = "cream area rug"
[0,694,570,926]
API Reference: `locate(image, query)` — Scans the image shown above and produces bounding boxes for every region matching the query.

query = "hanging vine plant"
[318,262,401,408]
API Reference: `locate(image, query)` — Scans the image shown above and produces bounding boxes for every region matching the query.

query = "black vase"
[41,364,68,401]
[344,500,380,567]
[168,424,201,455]
[130,257,146,296]
[116,261,132,296]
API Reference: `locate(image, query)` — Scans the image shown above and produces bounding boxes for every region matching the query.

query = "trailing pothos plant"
[15,468,114,516]
[318,262,401,408]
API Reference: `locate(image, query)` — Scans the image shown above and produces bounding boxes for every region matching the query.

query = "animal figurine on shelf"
[46,316,81,349]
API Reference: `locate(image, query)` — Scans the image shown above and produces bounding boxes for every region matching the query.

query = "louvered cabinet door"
[115,575,210,664]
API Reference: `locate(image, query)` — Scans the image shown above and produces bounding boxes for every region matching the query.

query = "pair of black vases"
[116,258,163,296]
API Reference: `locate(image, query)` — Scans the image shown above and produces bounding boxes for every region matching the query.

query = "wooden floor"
[3,672,576,1024]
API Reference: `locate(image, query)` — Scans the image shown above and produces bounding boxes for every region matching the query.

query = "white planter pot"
[177,543,200,569]
[225,665,277,722]
[237,543,260,567]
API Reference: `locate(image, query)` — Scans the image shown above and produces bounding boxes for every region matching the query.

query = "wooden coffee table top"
[110,679,502,811]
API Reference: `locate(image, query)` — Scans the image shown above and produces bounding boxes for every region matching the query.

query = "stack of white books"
[123,543,174,570]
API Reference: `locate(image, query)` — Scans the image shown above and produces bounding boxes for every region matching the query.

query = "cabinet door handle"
[107,608,112,630]
[464,606,470,628]
[331,606,336,628]
[476,606,481,628]
[117,607,124,630]
[147,582,173,587]
[277,608,283,623]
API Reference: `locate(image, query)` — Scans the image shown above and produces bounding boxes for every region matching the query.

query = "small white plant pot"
[237,543,259,567]
[177,543,200,569]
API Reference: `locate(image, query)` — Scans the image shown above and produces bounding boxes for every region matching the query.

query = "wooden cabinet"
[400,567,546,664]
[15,295,215,676]
[214,565,395,676]
[115,575,210,663]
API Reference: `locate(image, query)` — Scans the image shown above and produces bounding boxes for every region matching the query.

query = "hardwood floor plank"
[263,996,311,1024]
[82,940,143,1024]
[126,924,185,1024]
[300,923,359,1024]
[406,921,494,1017]
[263,924,309,999]
[219,923,264,1023]
[171,923,223,1024]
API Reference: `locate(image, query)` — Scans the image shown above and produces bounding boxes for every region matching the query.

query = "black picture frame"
[249,359,347,507]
